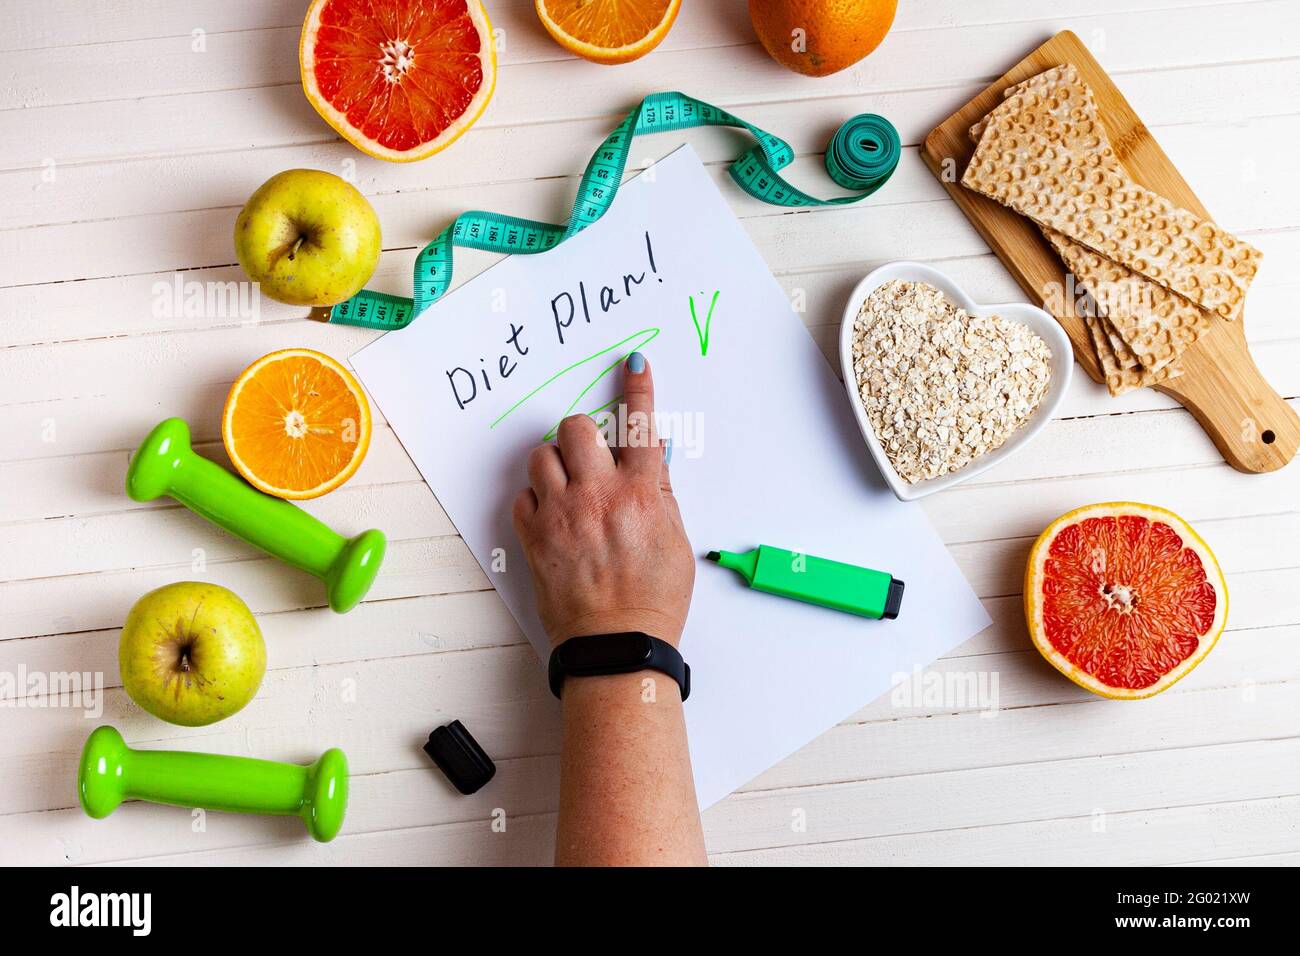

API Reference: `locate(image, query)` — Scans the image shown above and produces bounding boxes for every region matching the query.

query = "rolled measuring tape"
[328,91,900,331]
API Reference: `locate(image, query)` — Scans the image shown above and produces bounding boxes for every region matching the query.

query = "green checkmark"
[689,291,720,357]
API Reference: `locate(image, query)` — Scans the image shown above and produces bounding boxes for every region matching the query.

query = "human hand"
[511,352,695,649]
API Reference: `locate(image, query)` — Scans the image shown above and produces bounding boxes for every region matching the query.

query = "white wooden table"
[3,0,1298,867]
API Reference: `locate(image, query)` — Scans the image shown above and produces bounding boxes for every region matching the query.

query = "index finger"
[618,350,662,478]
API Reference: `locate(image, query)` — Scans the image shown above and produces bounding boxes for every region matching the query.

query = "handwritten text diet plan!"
[441,231,700,444]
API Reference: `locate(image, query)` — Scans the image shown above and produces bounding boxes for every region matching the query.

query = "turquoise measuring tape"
[329,91,900,330]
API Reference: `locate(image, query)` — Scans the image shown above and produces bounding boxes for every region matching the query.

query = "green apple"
[234,169,381,308]
[119,582,266,727]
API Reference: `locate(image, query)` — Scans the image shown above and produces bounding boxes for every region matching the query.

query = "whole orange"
[749,0,897,77]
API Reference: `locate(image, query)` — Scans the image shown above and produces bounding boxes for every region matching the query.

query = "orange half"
[300,0,497,162]
[535,0,680,65]
[222,349,372,500]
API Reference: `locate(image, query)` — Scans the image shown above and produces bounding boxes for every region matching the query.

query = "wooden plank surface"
[1,0,1297,866]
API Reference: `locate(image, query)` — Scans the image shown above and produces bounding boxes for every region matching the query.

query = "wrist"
[560,670,682,706]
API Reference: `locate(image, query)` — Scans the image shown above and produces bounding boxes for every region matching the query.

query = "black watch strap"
[548,632,690,702]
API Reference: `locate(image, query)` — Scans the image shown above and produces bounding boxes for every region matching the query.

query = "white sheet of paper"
[350,145,991,808]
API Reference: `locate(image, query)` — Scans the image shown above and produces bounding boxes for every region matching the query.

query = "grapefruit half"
[300,0,496,162]
[1025,502,1227,700]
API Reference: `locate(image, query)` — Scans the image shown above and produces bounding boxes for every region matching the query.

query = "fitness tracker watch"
[548,632,690,701]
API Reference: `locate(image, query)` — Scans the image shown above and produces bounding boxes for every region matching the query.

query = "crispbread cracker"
[1041,225,1214,372]
[1082,306,1182,396]
[963,71,1261,322]
[970,74,1131,386]
[966,64,1244,388]
[969,64,1094,146]
[969,72,1201,379]
[1083,310,1135,395]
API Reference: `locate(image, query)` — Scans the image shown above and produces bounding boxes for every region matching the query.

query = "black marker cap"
[883,578,905,620]
[423,720,496,795]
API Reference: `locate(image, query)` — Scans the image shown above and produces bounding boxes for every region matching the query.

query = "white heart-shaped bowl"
[838,260,1073,502]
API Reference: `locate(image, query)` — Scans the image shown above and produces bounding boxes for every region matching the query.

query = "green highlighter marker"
[706,546,904,620]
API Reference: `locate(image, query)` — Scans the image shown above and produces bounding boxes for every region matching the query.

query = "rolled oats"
[852,279,1052,483]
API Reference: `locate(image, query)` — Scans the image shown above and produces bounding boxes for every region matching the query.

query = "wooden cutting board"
[921,30,1297,474]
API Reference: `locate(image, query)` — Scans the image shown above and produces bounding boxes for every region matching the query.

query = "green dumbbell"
[78,726,349,843]
[126,417,384,613]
